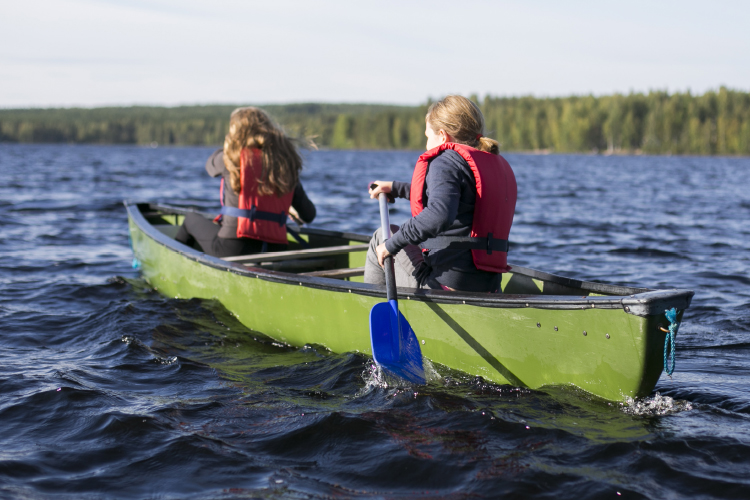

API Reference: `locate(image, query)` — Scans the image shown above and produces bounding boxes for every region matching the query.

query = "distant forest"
[1,88,749,155]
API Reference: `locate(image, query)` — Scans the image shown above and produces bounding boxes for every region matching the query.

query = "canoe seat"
[223,244,368,264]
[299,267,365,279]
[250,257,339,273]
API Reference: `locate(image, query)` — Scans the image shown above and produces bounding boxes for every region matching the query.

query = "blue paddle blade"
[369,300,425,384]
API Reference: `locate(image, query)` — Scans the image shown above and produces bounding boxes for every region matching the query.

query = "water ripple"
[1,145,749,498]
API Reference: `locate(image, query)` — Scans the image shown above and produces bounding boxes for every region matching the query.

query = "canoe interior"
[142,209,369,278]
[138,203,647,296]
[127,202,694,402]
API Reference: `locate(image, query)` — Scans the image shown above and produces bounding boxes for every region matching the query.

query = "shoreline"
[1,142,748,159]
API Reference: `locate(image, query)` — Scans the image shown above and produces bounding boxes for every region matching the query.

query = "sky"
[1,0,749,108]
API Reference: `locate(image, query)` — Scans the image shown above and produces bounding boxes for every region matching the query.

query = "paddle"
[369,191,425,384]
[286,207,310,249]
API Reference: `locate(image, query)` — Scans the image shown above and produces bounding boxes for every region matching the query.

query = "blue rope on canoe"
[664,308,680,376]
[128,234,140,269]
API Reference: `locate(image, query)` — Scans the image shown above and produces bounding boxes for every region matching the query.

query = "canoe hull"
[127,202,691,402]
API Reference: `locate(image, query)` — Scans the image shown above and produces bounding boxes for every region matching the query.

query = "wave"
[607,247,685,258]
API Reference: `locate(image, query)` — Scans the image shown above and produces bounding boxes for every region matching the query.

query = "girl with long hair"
[175,107,316,257]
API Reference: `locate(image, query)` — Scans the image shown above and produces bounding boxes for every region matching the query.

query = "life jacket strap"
[220,206,287,227]
[421,233,508,255]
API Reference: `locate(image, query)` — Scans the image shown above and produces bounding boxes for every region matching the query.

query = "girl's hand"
[287,206,303,225]
[368,181,393,200]
[375,242,391,268]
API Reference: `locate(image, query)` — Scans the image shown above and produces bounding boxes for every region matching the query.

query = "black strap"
[286,227,310,249]
[220,206,287,227]
[421,233,508,254]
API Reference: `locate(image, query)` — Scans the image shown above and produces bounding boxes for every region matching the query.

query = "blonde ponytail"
[477,136,500,155]
[426,95,499,154]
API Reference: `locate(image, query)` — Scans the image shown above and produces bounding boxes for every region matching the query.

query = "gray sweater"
[205,149,316,239]
[385,150,500,292]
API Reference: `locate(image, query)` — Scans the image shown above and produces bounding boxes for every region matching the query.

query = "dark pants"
[174,213,287,258]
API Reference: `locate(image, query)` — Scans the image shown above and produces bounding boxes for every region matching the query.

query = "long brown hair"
[222,107,302,196]
[426,95,500,154]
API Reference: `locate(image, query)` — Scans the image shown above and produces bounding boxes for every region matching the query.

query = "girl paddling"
[366,95,517,292]
[176,107,316,258]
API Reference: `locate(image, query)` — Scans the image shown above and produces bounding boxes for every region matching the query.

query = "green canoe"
[126,201,694,402]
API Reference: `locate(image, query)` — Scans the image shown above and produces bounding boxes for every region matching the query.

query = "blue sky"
[1,0,748,107]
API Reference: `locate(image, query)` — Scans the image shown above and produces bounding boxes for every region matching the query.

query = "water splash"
[422,357,443,383]
[357,357,444,396]
[155,355,178,365]
[357,360,394,396]
[620,392,693,416]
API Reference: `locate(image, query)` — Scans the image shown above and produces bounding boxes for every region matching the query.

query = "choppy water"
[1,144,749,499]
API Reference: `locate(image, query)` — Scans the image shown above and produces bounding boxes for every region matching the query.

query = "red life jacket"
[409,143,517,273]
[219,148,293,245]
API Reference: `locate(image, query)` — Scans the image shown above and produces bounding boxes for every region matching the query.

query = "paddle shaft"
[378,193,398,302]
[369,193,425,384]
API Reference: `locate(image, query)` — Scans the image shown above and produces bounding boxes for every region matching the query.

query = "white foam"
[620,392,693,416]
[356,356,443,397]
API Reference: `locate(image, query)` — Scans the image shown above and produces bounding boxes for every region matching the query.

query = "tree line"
[1,88,748,155]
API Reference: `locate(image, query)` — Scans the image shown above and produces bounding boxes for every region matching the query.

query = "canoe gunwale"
[126,201,694,316]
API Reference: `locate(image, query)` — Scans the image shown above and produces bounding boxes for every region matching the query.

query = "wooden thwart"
[256,257,339,272]
[223,244,369,264]
[299,267,365,278]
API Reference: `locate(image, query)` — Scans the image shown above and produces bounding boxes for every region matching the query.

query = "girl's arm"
[291,183,316,224]
[205,148,225,177]
[384,156,462,255]
[391,181,411,199]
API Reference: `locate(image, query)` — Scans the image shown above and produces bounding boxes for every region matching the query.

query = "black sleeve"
[205,148,225,178]
[385,155,462,254]
[292,183,316,223]
[391,181,411,200]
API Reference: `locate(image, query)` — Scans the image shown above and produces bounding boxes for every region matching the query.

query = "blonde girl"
[366,95,517,292]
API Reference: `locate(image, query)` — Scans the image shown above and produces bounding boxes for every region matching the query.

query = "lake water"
[1,144,749,499]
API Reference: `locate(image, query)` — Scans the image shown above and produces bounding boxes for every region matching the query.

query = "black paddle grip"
[384,254,397,302]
